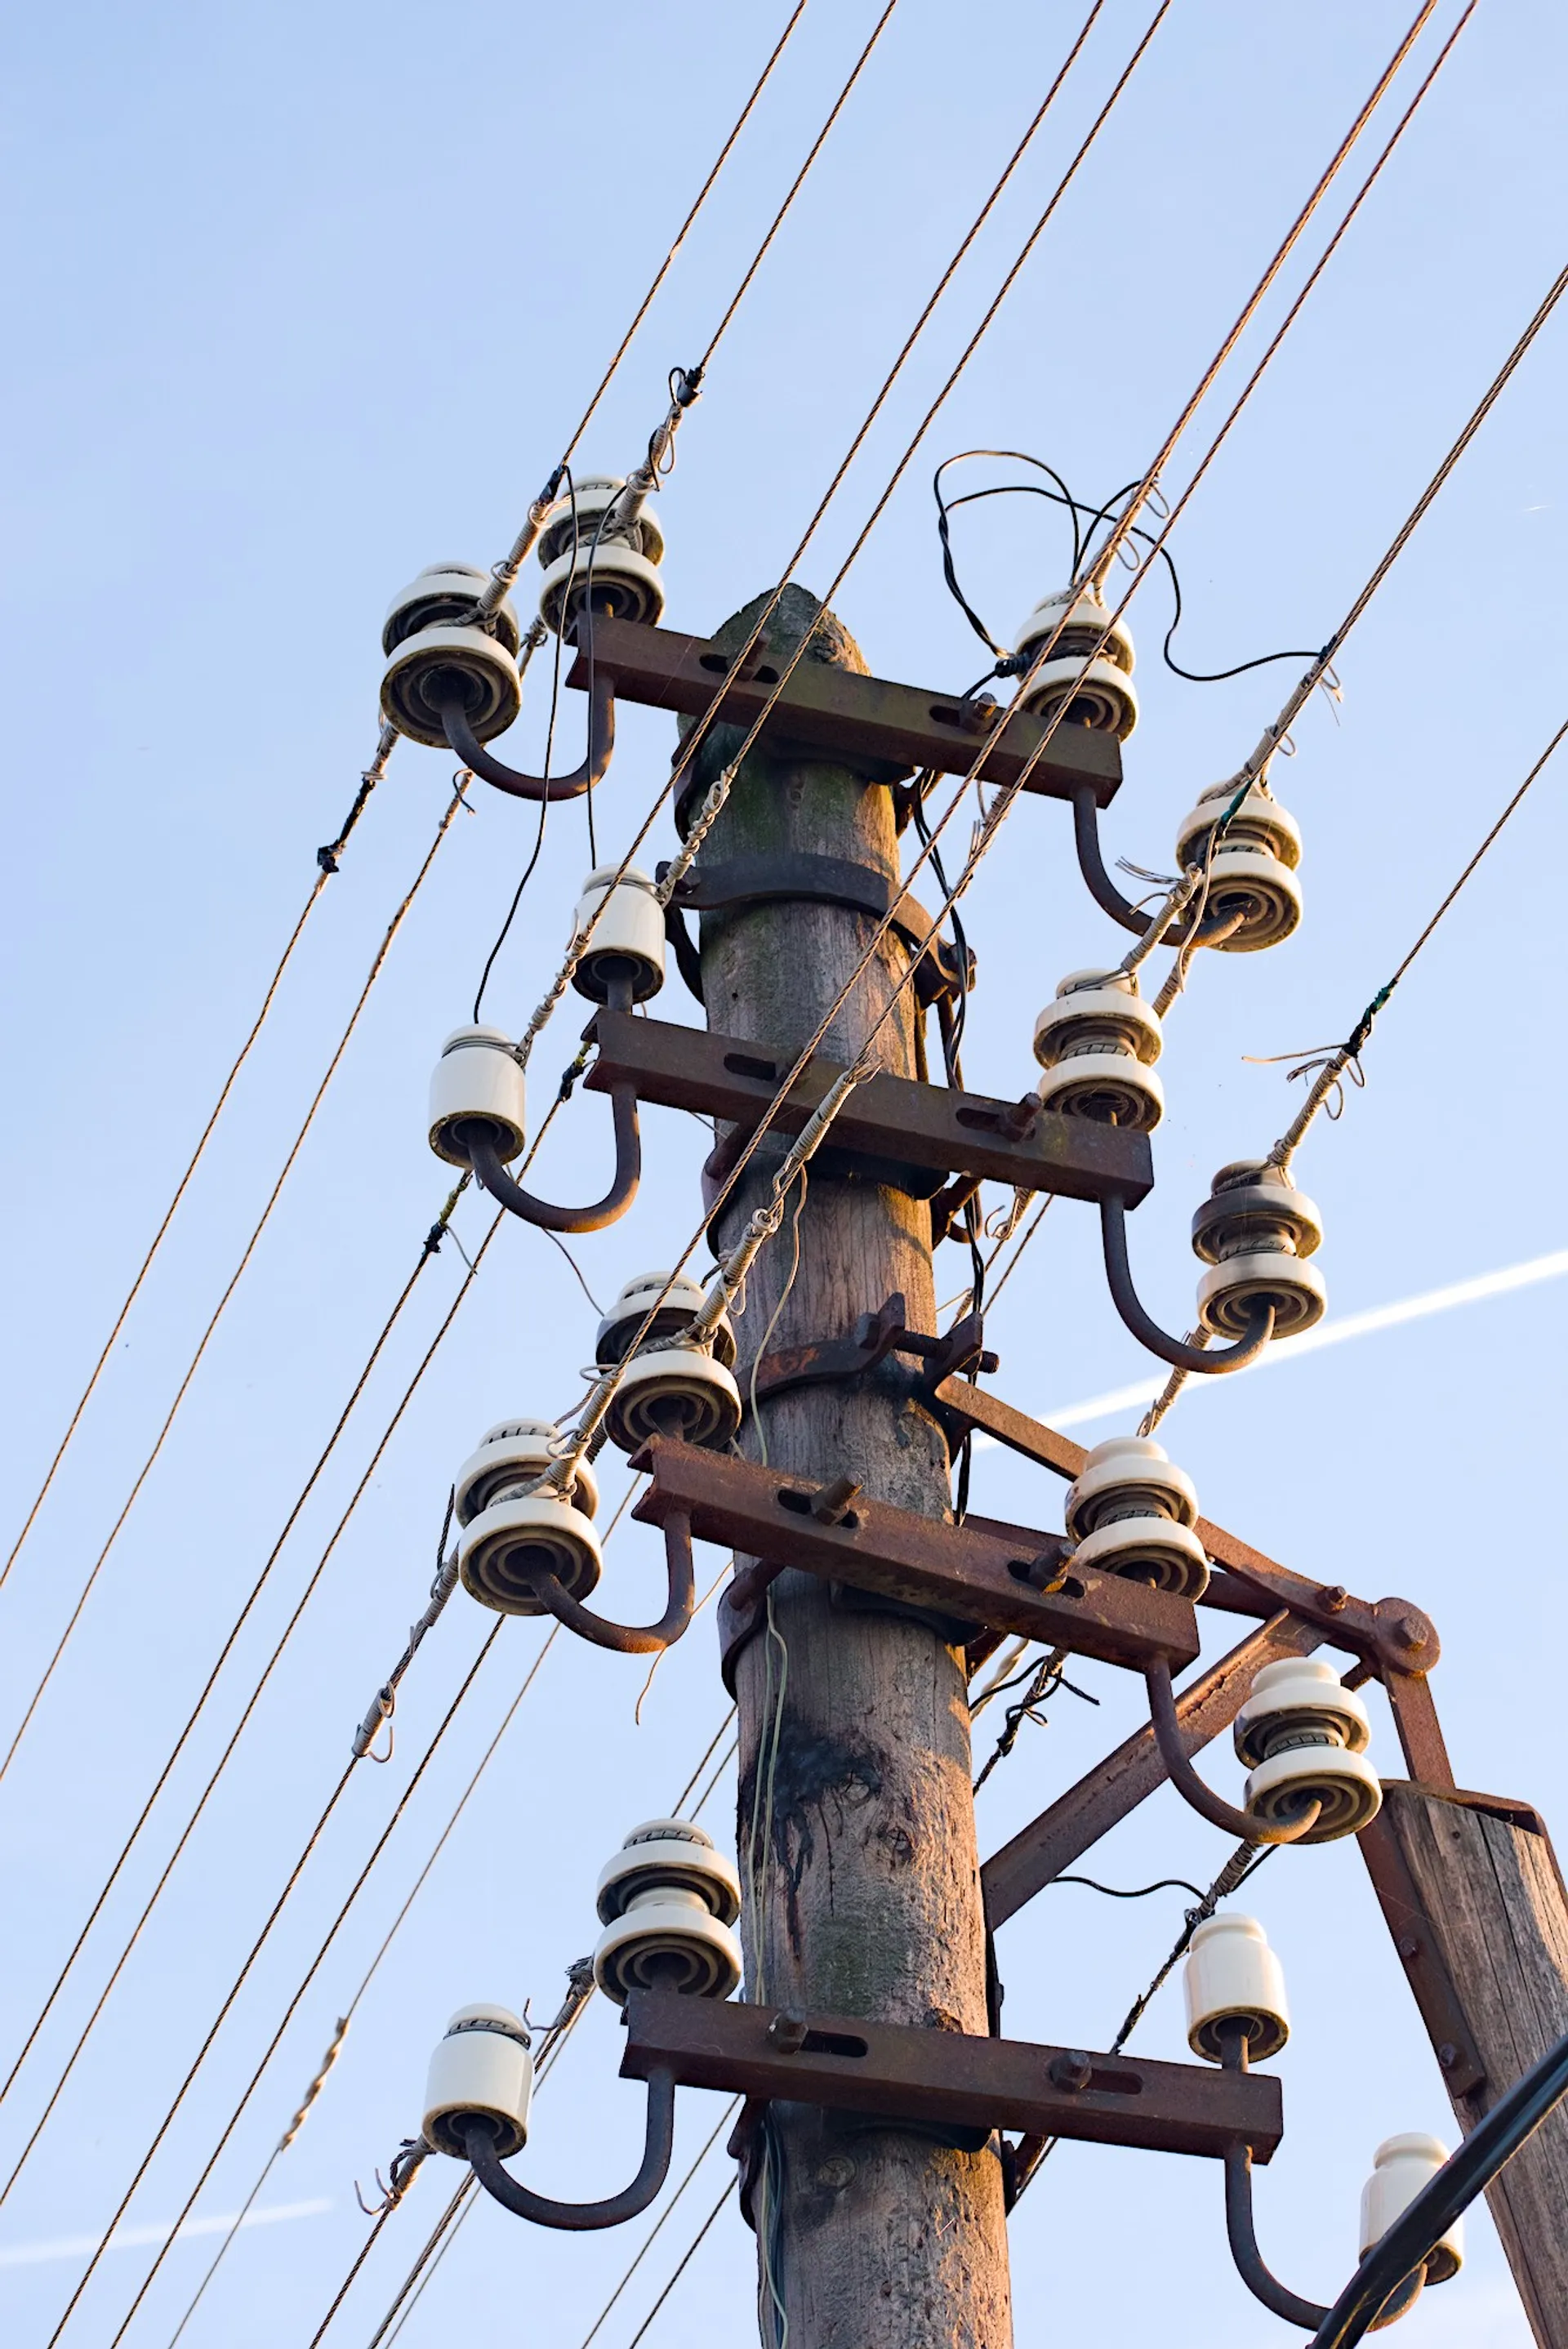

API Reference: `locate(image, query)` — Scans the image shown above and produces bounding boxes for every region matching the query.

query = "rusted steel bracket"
[982,1614,1327,1929]
[1356,1790,1503,2102]
[621,1989,1281,2161]
[930,1375,1448,1758]
[586,1012,1154,1207]
[630,1437,1200,1693]
[752,1293,996,1407]
[657,851,973,1013]
[564,615,1124,806]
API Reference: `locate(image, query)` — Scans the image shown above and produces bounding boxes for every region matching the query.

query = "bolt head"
[1397,1935,1421,1961]
[1439,2042,1460,2070]
[1317,1584,1349,1611]
[1396,1613,1429,1651]
[1049,2049,1094,2094]
[768,2010,809,2053]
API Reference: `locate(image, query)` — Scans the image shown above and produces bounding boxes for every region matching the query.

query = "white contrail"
[1000,1248,1568,1437]
[0,2196,331,2270]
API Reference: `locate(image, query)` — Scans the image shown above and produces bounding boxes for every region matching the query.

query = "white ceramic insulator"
[1064,1435,1200,1539]
[1072,1513,1210,1600]
[1192,1165,1323,1264]
[1017,653,1138,741]
[571,867,666,1005]
[1234,1658,1372,1764]
[1200,845,1304,952]
[539,540,665,635]
[381,622,523,747]
[429,1027,527,1166]
[383,563,521,658]
[1197,1250,1327,1339]
[1014,589,1135,678]
[1036,1050,1164,1133]
[596,1821,742,1925]
[453,1419,598,1527]
[603,1347,742,1455]
[422,2004,533,2159]
[458,1491,603,1617]
[1244,1741,1383,1841]
[1176,779,1302,873]
[536,475,666,572]
[1183,1914,1290,2062]
[593,1887,743,2006]
[595,1272,735,1369]
[1360,2133,1463,2284]
[1033,974,1163,1068]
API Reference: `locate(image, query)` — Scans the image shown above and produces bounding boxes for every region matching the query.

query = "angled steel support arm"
[439,613,615,803]
[463,2067,676,2231]
[1100,1194,1276,1372]
[522,1511,696,1656]
[466,1081,641,1234]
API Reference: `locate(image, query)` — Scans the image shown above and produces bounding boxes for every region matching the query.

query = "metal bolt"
[1396,1613,1429,1652]
[1317,1584,1349,1612]
[1439,2043,1460,2070]
[1396,1935,1421,1961]
[1049,2050,1094,2094]
[768,2010,809,2053]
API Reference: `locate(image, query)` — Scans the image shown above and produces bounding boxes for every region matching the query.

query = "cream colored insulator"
[1033,969,1164,1133]
[1013,586,1138,740]
[1174,777,1303,953]
[1062,1433,1209,1600]
[603,1345,742,1455]
[570,866,666,1005]
[452,1418,599,1529]
[1360,2133,1463,2286]
[381,563,523,748]
[537,474,666,635]
[1192,1158,1326,1339]
[422,2003,533,2158]
[458,1483,602,1616]
[595,1273,737,1371]
[1183,1914,1290,2062]
[593,1820,742,2006]
[428,1026,528,1166]
[1234,1656,1382,1842]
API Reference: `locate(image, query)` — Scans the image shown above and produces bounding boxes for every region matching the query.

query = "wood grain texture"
[697,587,1012,2348]
[1378,1783,1568,2346]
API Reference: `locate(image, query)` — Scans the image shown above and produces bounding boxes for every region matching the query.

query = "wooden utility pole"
[1362,1785,1568,2345]
[692,586,1011,2348]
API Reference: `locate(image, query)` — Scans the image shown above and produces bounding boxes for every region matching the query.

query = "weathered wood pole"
[688,585,1011,2348]
[1363,1782,1568,2345]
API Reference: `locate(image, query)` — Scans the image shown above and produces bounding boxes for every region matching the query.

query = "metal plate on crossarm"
[621,1990,1282,2160]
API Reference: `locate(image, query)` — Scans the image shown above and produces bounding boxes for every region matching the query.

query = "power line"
[0,775,473,1784]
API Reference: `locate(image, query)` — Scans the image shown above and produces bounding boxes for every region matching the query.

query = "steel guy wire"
[3,1050,599,2147]
[0,775,474,1791]
[502,0,1449,1432]
[570,2099,745,2349]
[626,2179,737,2349]
[504,0,1125,1067]
[47,1625,509,2349]
[477,0,891,622]
[323,1712,739,2348]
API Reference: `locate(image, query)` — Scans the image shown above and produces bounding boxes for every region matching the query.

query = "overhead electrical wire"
[67,1491,716,2347]
[33,9,1493,2329]
[528,0,1459,1487]
[310,1715,738,2347]
[2,0,816,1611]
[0,775,474,1787]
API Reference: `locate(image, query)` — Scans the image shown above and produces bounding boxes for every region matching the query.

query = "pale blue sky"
[2,2,1564,2342]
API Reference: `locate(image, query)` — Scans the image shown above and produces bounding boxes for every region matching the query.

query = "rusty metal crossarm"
[564,615,1124,804]
[630,1437,1199,1673]
[620,1990,1281,2162]
[587,1011,1154,1206]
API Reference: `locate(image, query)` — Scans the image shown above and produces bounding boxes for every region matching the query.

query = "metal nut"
[1396,1935,1421,1961]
